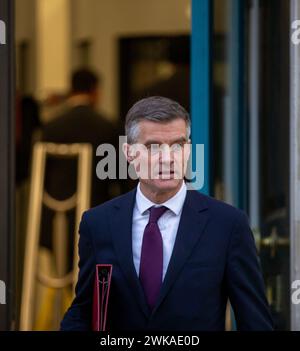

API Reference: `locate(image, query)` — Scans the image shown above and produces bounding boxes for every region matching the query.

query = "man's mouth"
[158,170,175,177]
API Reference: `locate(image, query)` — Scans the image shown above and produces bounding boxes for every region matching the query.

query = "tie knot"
[148,206,168,223]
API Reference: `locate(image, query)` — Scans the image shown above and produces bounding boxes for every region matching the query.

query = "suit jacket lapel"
[109,187,210,320]
[151,189,209,316]
[109,188,151,319]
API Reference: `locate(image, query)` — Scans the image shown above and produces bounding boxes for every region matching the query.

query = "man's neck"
[67,94,92,107]
[139,181,184,204]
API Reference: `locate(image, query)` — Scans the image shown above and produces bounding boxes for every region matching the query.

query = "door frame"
[191,0,212,195]
[0,0,16,331]
[290,0,300,332]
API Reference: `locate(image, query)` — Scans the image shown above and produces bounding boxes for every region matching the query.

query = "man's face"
[128,118,190,194]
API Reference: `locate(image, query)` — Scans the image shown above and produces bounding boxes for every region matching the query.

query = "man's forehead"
[138,119,187,141]
[139,118,186,128]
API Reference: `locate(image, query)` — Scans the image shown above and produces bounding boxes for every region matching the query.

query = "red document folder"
[92,264,113,331]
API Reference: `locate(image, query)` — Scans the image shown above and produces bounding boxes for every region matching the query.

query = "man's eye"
[148,144,160,152]
[171,143,183,152]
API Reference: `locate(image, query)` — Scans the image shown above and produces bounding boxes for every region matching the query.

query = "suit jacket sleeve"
[226,211,274,330]
[60,211,95,331]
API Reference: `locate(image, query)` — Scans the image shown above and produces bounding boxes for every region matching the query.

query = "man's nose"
[158,145,173,162]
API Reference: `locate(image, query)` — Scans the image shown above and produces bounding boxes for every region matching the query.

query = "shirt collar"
[135,181,187,216]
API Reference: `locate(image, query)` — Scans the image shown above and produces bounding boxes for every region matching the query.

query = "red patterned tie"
[139,206,168,310]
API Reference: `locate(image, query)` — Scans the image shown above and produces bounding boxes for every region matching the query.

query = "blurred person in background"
[39,68,121,275]
[41,67,120,207]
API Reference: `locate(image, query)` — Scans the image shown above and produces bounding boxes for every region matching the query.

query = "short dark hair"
[71,68,100,94]
[125,96,191,144]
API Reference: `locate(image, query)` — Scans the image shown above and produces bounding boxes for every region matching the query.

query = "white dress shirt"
[132,181,187,281]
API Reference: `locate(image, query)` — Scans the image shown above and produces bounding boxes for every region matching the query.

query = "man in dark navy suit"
[61,96,273,331]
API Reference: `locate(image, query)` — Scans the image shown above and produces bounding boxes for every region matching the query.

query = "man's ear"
[184,139,191,159]
[122,143,134,163]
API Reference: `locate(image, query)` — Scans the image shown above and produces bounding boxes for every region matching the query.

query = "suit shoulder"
[83,189,136,221]
[190,190,248,224]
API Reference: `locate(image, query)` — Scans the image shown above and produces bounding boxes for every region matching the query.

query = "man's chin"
[150,178,183,192]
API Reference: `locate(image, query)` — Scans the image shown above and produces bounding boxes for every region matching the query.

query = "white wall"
[71,0,191,118]
[15,0,71,97]
[35,0,71,99]
[15,0,191,118]
[15,0,37,94]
